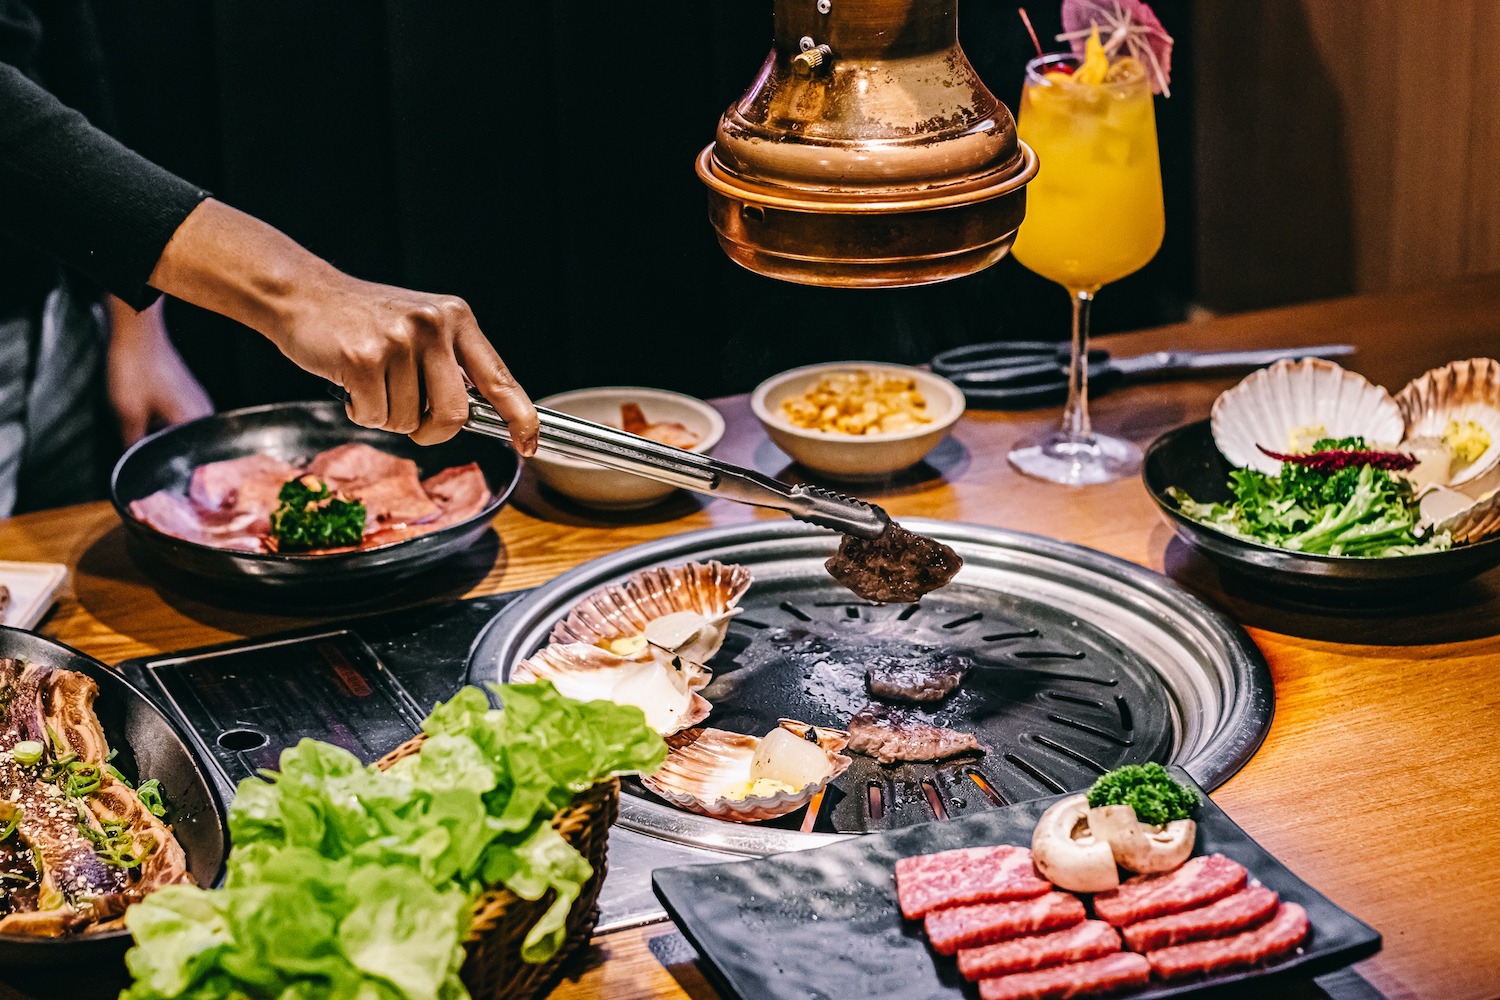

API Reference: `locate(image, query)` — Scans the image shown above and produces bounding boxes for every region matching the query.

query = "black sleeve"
[0,60,210,309]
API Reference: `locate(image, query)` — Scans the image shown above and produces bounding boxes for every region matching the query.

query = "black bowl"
[1143,419,1500,604]
[0,626,227,966]
[110,400,521,601]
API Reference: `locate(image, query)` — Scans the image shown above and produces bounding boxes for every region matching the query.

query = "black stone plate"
[652,768,1380,1000]
[1143,419,1500,605]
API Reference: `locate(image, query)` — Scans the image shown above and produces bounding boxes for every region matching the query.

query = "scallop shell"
[1395,358,1500,489]
[549,560,753,664]
[1211,359,1404,474]
[510,642,712,735]
[640,720,852,823]
[1418,485,1500,545]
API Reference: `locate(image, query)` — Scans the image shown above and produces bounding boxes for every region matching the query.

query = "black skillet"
[109,399,521,602]
[0,626,227,967]
[1144,419,1500,604]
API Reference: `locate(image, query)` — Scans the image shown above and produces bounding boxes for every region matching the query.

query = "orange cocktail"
[1011,54,1164,294]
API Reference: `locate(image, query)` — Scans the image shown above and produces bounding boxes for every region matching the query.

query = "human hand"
[106,297,214,445]
[148,200,539,454]
[275,270,538,452]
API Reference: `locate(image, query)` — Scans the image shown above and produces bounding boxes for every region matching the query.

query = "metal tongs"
[466,389,890,539]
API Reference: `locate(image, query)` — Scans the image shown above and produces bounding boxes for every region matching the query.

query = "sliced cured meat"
[187,453,298,519]
[896,844,1052,920]
[825,520,964,603]
[848,702,985,764]
[306,443,442,526]
[925,892,1087,955]
[1120,883,1279,952]
[977,952,1151,1000]
[958,919,1122,981]
[865,650,972,704]
[1092,853,1248,927]
[129,492,266,551]
[132,443,489,554]
[620,403,702,449]
[1147,902,1310,980]
[421,462,493,526]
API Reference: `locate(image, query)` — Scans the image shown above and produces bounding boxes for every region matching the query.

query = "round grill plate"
[468,520,1273,856]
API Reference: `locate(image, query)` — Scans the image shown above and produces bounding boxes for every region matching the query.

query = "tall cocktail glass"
[1007,51,1165,485]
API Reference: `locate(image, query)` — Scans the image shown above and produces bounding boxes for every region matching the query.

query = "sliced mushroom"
[1030,794,1120,893]
[1087,804,1197,874]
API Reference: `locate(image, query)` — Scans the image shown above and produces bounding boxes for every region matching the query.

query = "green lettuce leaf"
[124,680,665,1000]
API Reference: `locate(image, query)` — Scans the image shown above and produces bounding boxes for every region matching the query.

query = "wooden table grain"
[4,274,1499,1000]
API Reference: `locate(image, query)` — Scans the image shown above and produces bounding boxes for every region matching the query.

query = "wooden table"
[5,274,1499,1000]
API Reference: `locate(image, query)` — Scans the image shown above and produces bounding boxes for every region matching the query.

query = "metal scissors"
[929,341,1358,408]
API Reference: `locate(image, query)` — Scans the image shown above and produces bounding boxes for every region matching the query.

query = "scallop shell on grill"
[1418,484,1500,545]
[510,642,712,735]
[549,560,753,664]
[1395,357,1500,490]
[1211,359,1405,474]
[640,720,853,823]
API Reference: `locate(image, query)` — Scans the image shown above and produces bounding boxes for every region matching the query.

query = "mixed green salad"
[122,681,666,1000]
[1168,436,1450,558]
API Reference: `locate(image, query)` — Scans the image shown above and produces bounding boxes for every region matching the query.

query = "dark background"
[91,0,1195,407]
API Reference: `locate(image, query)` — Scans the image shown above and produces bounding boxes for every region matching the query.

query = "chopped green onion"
[11,740,42,766]
[61,761,102,798]
[0,802,20,840]
[135,779,167,818]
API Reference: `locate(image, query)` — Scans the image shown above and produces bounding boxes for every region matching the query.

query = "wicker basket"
[375,735,619,1000]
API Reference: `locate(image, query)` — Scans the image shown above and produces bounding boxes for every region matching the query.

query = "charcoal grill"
[469,520,1272,858]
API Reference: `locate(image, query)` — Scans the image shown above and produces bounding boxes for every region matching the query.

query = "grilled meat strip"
[0,657,191,936]
[847,702,986,764]
[825,520,963,604]
[0,658,123,933]
[42,668,191,922]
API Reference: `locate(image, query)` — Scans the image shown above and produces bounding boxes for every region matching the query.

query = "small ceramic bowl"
[530,386,726,510]
[750,362,965,480]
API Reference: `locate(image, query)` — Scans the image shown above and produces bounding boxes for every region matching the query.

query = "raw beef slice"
[896,844,1051,920]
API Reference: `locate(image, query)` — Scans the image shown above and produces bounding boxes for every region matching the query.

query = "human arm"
[105,295,213,446]
[145,199,537,451]
[0,61,537,451]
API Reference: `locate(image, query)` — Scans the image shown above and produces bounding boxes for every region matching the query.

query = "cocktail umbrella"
[1058,0,1175,96]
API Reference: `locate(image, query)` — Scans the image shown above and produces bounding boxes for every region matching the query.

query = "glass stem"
[1060,288,1094,442]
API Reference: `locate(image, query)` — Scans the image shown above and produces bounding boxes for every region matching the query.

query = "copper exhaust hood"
[698,0,1038,288]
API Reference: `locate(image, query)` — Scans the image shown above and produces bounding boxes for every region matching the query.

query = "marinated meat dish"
[620,403,701,449]
[846,702,986,764]
[0,584,8,620]
[0,658,191,935]
[898,841,1307,998]
[129,443,491,554]
[865,649,972,704]
[896,844,1051,920]
[825,520,963,603]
